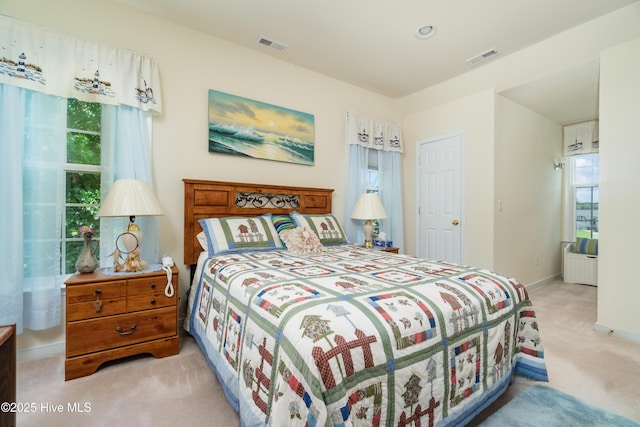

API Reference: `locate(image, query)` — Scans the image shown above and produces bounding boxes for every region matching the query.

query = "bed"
[183,179,548,427]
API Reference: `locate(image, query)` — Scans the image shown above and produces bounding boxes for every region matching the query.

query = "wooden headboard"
[183,179,334,265]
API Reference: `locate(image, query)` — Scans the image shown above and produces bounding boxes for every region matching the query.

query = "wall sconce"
[554,160,565,171]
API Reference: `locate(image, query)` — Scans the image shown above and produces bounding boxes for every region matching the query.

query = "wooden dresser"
[64,266,179,380]
[0,324,16,427]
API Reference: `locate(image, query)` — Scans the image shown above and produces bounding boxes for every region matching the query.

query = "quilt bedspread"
[186,246,547,427]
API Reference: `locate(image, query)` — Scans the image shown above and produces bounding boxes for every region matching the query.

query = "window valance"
[563,120,598,156]
[0,15,162,114]
[346,111,403,152]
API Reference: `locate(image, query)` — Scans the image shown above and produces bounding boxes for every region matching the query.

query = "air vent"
[465,47,500,65]
[257,36,288,52]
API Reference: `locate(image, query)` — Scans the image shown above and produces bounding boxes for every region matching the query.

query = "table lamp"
[97,179,164,272]
[351,193,388,249]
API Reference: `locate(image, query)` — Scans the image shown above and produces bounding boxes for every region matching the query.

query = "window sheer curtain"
[0,85,66,333]
[561,121,599,243]
[344,112,404,252]
[0,16,162,333]
[100,105,160,267]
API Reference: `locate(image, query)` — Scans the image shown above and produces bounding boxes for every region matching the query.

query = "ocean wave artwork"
[208,90,315,165]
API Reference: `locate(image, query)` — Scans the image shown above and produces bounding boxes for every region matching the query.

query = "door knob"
[452,219,459,225]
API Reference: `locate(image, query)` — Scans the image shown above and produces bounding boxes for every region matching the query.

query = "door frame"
[415,130,466,263]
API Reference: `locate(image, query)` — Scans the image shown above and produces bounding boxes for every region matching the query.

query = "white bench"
[563,243,598,286]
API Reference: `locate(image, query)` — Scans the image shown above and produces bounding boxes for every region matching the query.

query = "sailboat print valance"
[0,15,162,114]
[346,111,403,152]
[563,120,598,156]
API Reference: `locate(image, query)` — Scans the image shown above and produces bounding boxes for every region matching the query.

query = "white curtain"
[0,85,66,333]
[344,112,404,252]
[0,17,161,333]
[100,105,160,266]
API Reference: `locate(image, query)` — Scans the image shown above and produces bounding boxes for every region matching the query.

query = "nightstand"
[64,266,179,380]
[375,247,399,254]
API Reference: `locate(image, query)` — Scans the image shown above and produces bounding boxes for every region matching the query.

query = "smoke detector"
[465,47,500,65]
[257,36,288,52]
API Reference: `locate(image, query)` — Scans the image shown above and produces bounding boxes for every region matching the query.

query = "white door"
[417,132,464,263]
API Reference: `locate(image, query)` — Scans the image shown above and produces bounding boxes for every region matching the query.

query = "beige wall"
[597,38,640,339]
[397,3,640,339]
[5,1,640,353]
[3,0,399,352]
[494,95,562,285]
[402,89,496,268]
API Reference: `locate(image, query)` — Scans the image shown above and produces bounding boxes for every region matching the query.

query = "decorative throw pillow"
[279,227,325,255]
[198,213,284,255]
[271,214,296,241]
[272,214,297,248]
[290,211,349,246]
[573,237,598,255]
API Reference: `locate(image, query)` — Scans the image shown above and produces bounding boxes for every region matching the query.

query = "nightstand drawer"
[66,306,177,357]
[67,281,126,303]
[67,297,127,321]
[128,276,167,295]
[127,293,176,311]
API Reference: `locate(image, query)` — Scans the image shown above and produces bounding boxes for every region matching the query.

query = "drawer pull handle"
[150,299,156,305]
[95,289,102,295]
[150,282,156,289]
[115,324,137,336]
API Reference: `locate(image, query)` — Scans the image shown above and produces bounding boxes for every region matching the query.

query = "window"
[366,149,381,236]
[572,153,599,240]
[63,99,102,274]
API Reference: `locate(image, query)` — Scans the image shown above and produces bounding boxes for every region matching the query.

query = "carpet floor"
[480,385,639,427]
[15,280,640,426]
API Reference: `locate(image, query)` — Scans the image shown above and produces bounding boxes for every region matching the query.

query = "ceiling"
[114,0,638,124]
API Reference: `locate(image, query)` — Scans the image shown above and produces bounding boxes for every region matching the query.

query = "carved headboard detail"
[183,179,334,265]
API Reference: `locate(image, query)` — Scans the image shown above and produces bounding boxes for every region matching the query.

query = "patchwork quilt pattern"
[187,246,547,427]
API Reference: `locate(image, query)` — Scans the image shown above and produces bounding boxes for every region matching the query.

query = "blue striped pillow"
[573,238,598,255]
[271,215,296,234]
[272,215,296,248]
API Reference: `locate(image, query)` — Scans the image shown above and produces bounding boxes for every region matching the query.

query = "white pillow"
[196,231,208,251]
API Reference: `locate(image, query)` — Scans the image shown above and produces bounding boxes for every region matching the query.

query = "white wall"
[597,38,640,339]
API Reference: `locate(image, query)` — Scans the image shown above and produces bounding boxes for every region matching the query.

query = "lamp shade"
[351,193,388,220]
[97,179,164,217]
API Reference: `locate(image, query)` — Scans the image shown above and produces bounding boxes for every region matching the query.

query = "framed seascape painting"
[208,89,315,165]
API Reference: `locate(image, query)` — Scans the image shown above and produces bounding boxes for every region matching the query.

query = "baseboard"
[17,341,64,363]
[526,273,562,290]
[594,323,640,344]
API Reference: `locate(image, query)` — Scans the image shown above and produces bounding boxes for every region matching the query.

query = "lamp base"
[114,253,149,272]
[362,220,374,249]
[112,221,148,272]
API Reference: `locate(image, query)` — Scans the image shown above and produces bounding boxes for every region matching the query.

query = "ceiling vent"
[465,47,500,65]
[257,36,288,52]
